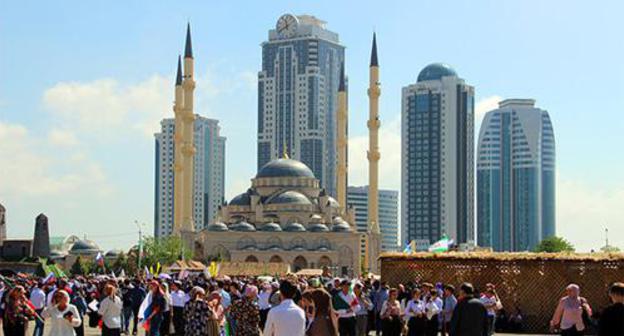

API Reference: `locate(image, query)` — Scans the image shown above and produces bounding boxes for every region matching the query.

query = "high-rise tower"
[477,99,555,251]
[173,24,196,235]
[402,63,475,248]
[366,33,382,273]
[336,63,348,208]
[257,14,345,197]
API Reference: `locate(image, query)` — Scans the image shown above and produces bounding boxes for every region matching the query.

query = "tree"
[600,245,621,253]
[70,256,84,275]
[141,236,191,268]
[112,252,128,273]
[534,236,575,253]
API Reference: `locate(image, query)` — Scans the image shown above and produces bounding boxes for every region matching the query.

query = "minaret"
[181,23,196,233]
[367,33,382,273]
[173,24,196,235]
[336,62,348,209]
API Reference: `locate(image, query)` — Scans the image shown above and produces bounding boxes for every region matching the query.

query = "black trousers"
[260,308,270,331]
[426,315,439,336]
[172,307,185,335]
[102,325,121,336]
[131,306,141,334]
[339,317,357,336]
[407,316,426,336]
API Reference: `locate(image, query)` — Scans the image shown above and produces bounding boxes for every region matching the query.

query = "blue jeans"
[149,314,163,336]
[122,306,133,332]
[33,309,44,336]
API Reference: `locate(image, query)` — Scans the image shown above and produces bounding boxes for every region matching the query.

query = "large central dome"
[256,158,315,179]
[417,63,457,82]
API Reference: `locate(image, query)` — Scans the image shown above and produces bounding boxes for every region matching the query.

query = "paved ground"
[28,319,550,336]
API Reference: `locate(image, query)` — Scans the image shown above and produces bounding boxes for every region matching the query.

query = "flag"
[149,265,155,276]
[43,272,56,284]
[428,235,451,253]
[208,261,218,278]
[95,252,105,268]
[144,266,152,279]
[403,240,416,254]
[111,270,116,279]
[156,262,161,274]
[120,269,126,278]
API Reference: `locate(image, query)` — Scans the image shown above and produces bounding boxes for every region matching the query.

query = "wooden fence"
[380,252,624,333]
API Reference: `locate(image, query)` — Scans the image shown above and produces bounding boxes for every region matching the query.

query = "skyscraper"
[348,186,399,253]
[257,14,345,197]
[477,99,555,251]
[401,63,475,248]
[154,116,226,237]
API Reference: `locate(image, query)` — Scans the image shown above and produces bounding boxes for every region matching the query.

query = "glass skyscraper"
[347,186,399,253]
[257,14,345,197]
[154,116,226,237]
[401,63,475,248]
[477,99,555,251]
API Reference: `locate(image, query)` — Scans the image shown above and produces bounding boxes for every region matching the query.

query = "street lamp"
[134,220,145,270]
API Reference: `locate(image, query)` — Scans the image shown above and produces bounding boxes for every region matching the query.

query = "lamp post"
[134,220,144,270]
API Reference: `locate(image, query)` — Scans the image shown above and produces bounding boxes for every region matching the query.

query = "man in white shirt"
[170,281,189,336]
[333,280,360,336]
[258,283,273,330]
[30,282,47,336]
[263,280,305,336]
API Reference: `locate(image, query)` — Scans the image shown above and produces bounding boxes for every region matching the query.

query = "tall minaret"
[173,24,196,235]
[367,33,382,273]
[336,62,348,209]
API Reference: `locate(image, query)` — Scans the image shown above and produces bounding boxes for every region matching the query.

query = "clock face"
[276,14,298,38]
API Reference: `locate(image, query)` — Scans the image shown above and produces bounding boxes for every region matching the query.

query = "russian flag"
[43,272,56,284]
[95,252,105,267]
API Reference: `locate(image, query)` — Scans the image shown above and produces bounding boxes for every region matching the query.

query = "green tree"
[70,256,84,275]
[141,236,191,269]
[112,252,128,273]
[600,245,621,253]
[534,236,575,253]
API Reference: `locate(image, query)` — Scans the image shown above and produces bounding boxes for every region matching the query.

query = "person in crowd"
[333,279,360,336]
[183,287,219,336]
[263,279,306,336]
[480,288,499,335]
[3,286,34,336]
[144,281,167,336]
[353,283,372,336]
[598,282,624,336]
[230,284,260,336]
[120,280,134,335]
[380,288,402,336]
[306,288,338,336]
[405,288,426,336]
[441,284,457,336]
[41,290,82,336]
[129,280,146,336]
[30,282,46,336]
[98,284,123,336]
[158,283,172,336]
[169,281,188,336]
[373,281,389,336]
[449,283,488,336]
[258,282,273,331]
[71,284,87,336]
[425,289,442,336]
[550,283,593,336]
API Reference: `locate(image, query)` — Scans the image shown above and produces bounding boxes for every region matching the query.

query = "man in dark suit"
[449,282,488,336]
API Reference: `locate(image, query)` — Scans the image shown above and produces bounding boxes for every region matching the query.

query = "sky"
[1,1,623,251]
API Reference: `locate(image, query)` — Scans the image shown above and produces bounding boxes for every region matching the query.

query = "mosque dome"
[104,249,122,258]
[417,63,457,82]
[230,221,256,232]
[332,222,352,232]
[326,197,340,208]
[256,158,315,179]
[284,222,306,232]
[268,191,312,205]
[308,223,329,232]
[229,192,251,206]
[260,222,283,232]
[69,239,101,253]
[206,222,229,232]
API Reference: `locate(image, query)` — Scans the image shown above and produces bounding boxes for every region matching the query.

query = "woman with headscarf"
[41,290,82,336]
[230,285,260,336]
[2,286,34,336]
[306,288,338,336]
[183,287,219,336]
[208,291,225,332]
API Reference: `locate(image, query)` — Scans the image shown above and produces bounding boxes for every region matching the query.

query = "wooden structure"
[380,252,624,333]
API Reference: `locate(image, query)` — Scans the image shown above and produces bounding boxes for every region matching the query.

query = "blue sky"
[1,1,622,251]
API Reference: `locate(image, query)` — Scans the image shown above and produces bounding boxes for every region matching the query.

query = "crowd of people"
[0,269,622,336]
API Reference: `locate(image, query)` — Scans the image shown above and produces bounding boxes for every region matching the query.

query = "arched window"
[245,255,259,262]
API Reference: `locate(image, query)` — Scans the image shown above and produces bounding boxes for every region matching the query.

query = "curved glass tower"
[477,99,555,251]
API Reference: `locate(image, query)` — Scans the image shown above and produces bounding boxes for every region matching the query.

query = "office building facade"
[401,63,475,248]
[154,116,226,236]
[257,14,345,197]
[348,186,399,252]
[477,99,555,251]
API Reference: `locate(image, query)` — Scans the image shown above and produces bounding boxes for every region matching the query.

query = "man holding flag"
[95,252,105,272]
[332,279,361,336]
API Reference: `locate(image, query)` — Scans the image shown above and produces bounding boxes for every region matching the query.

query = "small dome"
[417,63,457,82]
[260,222,283,232]
[308,223,329,232]
[332,222,352,232]
[332,216,348,225]
[70,239,101,253]
[104,249,122,258]
[49,250,67,258]
[229,192,251,206]
[207,222,229,232]
[230,221,256,232]
[284,222,306,232]
[326,197,340,208]
[256,158,315,179]
[269,191,312,205]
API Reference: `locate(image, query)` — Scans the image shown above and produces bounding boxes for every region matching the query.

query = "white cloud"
[475,95,502,125]
[48,129,79,147]
[348,116,402,191]
[556,176,624,251]
[0,120,111,197]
